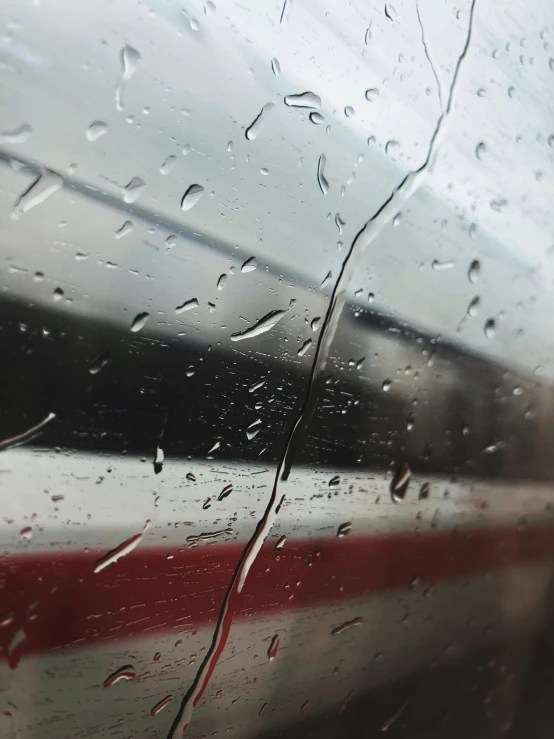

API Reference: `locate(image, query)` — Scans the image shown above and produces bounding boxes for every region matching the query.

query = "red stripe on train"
[1,523,554,666]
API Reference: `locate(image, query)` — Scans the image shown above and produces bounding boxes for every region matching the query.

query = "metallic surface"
[1,0,554,737]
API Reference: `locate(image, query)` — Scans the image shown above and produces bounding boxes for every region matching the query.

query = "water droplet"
[335,213,345,234]
[123,177,145,203]
[217,274,227,290]
[298,338,312,357]
[385,140,400,158]
[241,256,257,273]
[259,703,268,717]
[467,296,480,317]
[246,418,262,440]
[337,521,352,537]
[176,298,199,314]
[131,312,150,332]
[249,378,266,392]
[321,271,332,289]
[432,259,454,270]
[182,144,192,156]
[20,526,33,541]
[284,91,321,109]
[384,2,399,21]
[231,306,290,342]
[186,472,196,482]
[53,287,64,301]
[271,58,280,75]
[301,701,309,714]
[392,213,402,227]
[344,106,355,118]
[419,482,430,500]
[116,45,141,110]
[115,220,134,239]
[12,169,63,219]
[275,535,286,551]
[86,121,108,142]
[382,379,391,392]
[390,463,411,502]
[329,475,340,488]
[151,696,173,716]
[317,154,329,194]
[309,112,324,125]
[311,316,321,331]
[103,665,136,688]
[0,123,32,144]
[468,259,480,283]
[160,154,177,175]
[475,142,486,160]
[245,102,275,141]
[95,520,151,572]
[218,484,233,501]
[484,318,496,339]
[181,184,204,211]
[154,446,164,474]
[207,440,221,455]
[331,616,362,635]
[267,634,280,660]
[89,351,111,375]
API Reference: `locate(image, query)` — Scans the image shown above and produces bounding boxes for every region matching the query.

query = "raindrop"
[382,379,391,392]
[321,271,332,289]
[468,222,477,239]
[186,472,196,482]
[241,256,257,273]
[468,259,480,283]
[116,44,141,110]
[231,306,290,342]
[432,259,454,270]
[467,296,480,317]
[0,123,33,144]
[284,91,321,109]
[275,535,286,550]
[384,3,398,21]
[390,463,411,502]
[131,312,150,332]
[218,484,233,501]
[160,155,177,174]
[176,298,199,314]
[392,213,402,227]
[151,696,173,716]
[181,184,204,211]
[271,58,280,76]
[204,0,216,14]
[217,274,227,290]
[12,169,63,219]
[317,154,329,194]
[89,351,111,375]
[344,106,355,118]
[385,140,400,157]
[337,522,352,537]
[104,665,136,688]
[86,121,108,142]
[311,316,321,331]
[548,134,554,148]
[245,102,275,141]
[310,112,324,125]
[484,318,496,339]
[246,418,262,440]
[123,177,145,204]
[335,213,345,234]
[268,634,280,660]
[365,23,372,44]
[475,142,486,160]
[419,482,430,500]
[298,338,312,357]
[165,235,177,248]
[331,616,363,635]
[365,88,379,101]
[20,526,33,541]
[249,378,266,392]
[329,475,340,488]
[95,520,151,572]
[115,220,134,239]
[207,440,221,455]
[154,447,164,475]
[53,287,64,301]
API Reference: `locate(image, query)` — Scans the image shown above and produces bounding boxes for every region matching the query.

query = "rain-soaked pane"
[2,1,554,738]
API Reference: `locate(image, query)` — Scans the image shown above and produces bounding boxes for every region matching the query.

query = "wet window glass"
[2,1,554,738]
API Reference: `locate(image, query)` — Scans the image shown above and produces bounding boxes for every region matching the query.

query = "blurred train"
[2,0,554,738]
